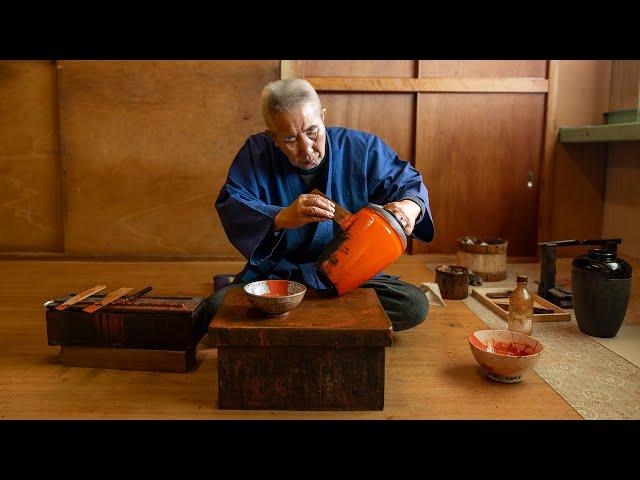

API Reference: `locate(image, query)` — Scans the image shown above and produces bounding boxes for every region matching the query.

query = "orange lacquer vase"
[313,189,408,296]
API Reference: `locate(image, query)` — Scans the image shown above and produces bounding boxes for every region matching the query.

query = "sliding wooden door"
[285,60,552,256]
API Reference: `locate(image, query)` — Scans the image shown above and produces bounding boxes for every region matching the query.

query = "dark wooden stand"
[209,288,393,411]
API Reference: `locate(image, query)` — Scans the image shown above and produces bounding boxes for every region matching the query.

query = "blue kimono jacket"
[215,127,434,290]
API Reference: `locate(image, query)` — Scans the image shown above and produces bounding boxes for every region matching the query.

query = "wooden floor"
[0,255,581,419]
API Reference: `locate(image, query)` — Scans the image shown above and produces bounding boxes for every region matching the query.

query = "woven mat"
[426,264,640,420]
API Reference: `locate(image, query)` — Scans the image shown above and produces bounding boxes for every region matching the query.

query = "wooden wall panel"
[604,60,640,260]
[0,60,63,252]
[603,143,640,259]
[303,60,415,77]
[604,61,640,261]
[555,60,612,126]
[320,93,415,162]
[413,93,546,256]
[419,61,547,78]
[58,60,279,257]
[550,60,611,258]
[550,143,606,251]
[609,60,640,111]
[604,61,640,324]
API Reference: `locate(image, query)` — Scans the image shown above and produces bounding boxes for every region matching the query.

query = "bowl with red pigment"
[468,330,544,383]
[244,280,307,316]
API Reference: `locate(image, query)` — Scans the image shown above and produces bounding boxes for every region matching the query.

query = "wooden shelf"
[558,122,640,143]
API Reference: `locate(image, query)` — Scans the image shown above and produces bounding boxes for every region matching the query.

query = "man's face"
[270,101,327,170]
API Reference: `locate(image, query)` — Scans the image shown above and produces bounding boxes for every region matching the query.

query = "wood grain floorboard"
[0,255,581,419]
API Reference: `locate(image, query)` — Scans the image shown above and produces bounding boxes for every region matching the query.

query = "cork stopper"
[516,274,528,284]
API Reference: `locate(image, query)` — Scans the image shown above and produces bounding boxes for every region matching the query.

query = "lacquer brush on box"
[45,285,209,373]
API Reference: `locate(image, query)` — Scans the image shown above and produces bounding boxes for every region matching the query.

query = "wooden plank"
[306,77,549,93]
[82,287,132,313]
[60,345,196,373]
[217,346,385,410]
[303,60,415,78]
[558,122,640,143]
[280,60,303,79]
[209,288,393,348]
[609,60,640,111]
[537,60,559,246]
[321,92,414,163]
[413,93,545,256]
[0,60,63,253]
[550,143,607,259]
[418,60,548,78]
[603,143,640,261]
[54,285,107,310]
[58,60,280,257]
[472,286,571,322]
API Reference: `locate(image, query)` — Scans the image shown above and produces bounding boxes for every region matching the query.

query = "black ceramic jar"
[571,248,632,338]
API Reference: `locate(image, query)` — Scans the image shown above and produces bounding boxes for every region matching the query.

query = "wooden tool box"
[45,294,209,372]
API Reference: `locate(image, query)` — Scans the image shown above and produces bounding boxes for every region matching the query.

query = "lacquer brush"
[122,286,153,304]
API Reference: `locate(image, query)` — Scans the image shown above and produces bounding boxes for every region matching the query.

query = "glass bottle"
[508,274,534,335]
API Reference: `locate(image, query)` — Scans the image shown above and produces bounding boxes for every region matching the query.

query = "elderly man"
[209,79,434,331]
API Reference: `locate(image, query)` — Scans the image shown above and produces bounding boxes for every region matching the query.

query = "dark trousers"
[205,274,428,332]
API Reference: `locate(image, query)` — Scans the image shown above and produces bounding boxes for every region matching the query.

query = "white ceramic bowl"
[244,280,306,316]
[468,329,544,383]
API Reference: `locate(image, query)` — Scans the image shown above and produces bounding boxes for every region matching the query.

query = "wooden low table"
[208,288,393,411]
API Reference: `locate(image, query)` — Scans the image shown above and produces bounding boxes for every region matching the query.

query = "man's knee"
[392,283,429,331]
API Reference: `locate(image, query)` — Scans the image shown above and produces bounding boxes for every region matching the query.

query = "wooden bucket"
[435,265,469,300]
[456,236,508,282]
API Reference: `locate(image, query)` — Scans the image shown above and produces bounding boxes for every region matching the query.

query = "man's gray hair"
[261,79,322,130]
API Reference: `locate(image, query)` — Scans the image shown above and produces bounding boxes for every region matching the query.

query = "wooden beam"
[537,60,559,246]
[280,60,304,79]
[558,122,640,143]
[59,346,196,373]
[306,77,549,93]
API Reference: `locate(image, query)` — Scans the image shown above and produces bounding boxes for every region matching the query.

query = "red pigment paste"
[470,335,533,356]
[489,342,532,356]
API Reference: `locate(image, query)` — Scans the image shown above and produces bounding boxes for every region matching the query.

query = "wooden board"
[55,284,106,310]
[303,60,415,77]
[0,60,63,253]
[418,60,547,78]
[60,345,196,373]
[472,286,571,322]
[321,92,414,163]
[57,60,279,257]
[413,93,545,256]
[82,287,132,313]
[210,288,393,348]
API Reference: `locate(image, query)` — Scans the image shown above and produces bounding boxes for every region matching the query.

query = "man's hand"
[383,199,421,236]
[274,194,335,231]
